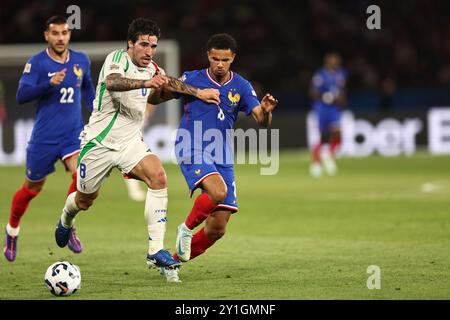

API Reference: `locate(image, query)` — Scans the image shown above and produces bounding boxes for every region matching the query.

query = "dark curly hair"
[127,18,161,46]
[206,33,237,53]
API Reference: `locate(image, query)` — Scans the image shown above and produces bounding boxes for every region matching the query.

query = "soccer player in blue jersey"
[309,52,347,177]
[3,15,95,262]
[148,33,278,267]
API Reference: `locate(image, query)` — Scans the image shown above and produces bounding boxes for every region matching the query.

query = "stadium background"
[0,0,449,300]
[1,0,450,153]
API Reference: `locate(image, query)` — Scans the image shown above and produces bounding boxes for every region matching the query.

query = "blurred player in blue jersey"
[3,15,95,262]
[309,52,347,177]
[149,33,278,270]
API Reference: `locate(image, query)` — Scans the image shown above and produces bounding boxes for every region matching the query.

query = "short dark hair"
[45,15,68,30]
[127,18,161,45]
[207,33,237,53]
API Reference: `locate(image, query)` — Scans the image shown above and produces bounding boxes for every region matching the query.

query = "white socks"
[144,188,168,255]
[61,192,80,228]
[6,224,20,237]
[59,188,168,255]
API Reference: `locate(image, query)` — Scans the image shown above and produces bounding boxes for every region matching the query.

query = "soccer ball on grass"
[44,261,81,296]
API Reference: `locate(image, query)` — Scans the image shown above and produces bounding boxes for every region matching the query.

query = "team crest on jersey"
[228,89,240,107]
[73,64,83,87]
[73,64,83,78]
[195,169,201,175]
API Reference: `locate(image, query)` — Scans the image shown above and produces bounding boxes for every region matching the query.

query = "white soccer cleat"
[176,223,193,262]
[158,266,182,283]
[309,162,323,178]
[321,155,338,176]
[125,179,146,202]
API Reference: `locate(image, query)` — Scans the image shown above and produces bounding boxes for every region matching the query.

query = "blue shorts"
[314,104,341,133]
[179,162,238,213]
[26,140,80,181]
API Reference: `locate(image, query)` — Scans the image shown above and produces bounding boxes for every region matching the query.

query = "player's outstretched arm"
[162,76,221,105]
[251,93,278,127]
[147,88,175,105]
[105,73,168,92]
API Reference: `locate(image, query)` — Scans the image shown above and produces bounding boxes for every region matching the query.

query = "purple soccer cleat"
[3,230,18,262]
[55,220,83,254]
[68,228,83,254]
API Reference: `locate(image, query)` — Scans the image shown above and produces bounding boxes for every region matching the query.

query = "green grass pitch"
[0,151,449,299]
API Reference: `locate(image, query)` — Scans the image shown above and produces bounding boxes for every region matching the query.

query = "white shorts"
[77,137,154,194]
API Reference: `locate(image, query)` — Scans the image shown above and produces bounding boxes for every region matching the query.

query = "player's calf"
[204,224,226,242]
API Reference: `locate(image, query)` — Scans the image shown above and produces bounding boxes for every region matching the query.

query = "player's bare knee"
[75,194,95,210]
[150,169,167,189]
[208,186,228,204]
[75,199,91,210]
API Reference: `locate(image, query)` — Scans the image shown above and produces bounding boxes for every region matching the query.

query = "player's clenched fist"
[50,68,67,86]
[144,74,168,89]
[197,88,221,105]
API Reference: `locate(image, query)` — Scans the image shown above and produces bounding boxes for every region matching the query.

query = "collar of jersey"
[46,48,70,64]
[205,68,234,87]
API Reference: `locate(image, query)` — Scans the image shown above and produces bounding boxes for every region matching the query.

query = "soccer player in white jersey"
[54,18,220,281]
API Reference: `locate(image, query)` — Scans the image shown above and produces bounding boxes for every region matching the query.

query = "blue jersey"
[311,67,347,110]
[175,69,260,167]
[17,48,95,145]
[310,67,347,132]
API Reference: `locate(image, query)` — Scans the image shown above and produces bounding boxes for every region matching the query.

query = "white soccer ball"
[44,261,81,296]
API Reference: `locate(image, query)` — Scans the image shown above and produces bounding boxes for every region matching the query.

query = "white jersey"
[81,49,164,150]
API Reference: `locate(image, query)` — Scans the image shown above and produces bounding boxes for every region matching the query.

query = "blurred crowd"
[1,0,450,96]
